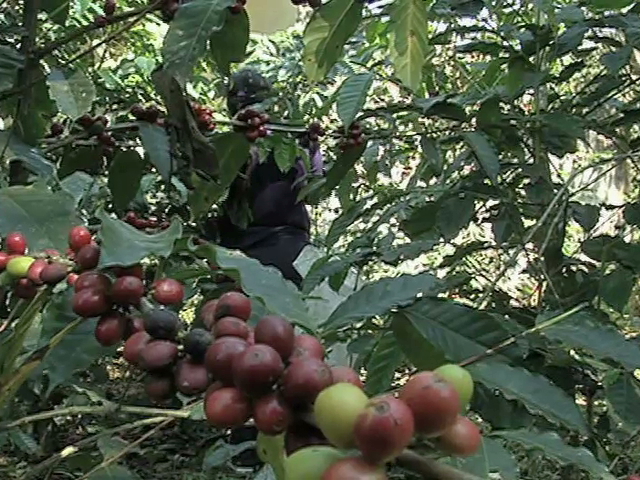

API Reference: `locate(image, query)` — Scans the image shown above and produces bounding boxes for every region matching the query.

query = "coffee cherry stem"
[396,449,484,480]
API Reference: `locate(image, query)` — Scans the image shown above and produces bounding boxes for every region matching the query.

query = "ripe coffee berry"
[5,232,27,255]
[152,278,184,305]
[68,226,92,252]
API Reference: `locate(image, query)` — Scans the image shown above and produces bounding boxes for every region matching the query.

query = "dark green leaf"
[302,250,373,294]
[97,209,182,268]
[587,0,634,11]
[623,202,640,226]
[554,25,587,57]
[401,203,438,239]
[203,440,255,470]
[0,131,55,178]
[108,150,145,211]
[601,45,632,73]
[604,371,640,431]
[323,272,443,331]
[445,437,519,480]
[303,0,364,82]
[47,68,96,119]
[87,465,141,480]
[209,9,249,76]
[38,290,116,391]
[41,0,69,25]
[336,73,373,127]
[215,132,251,187]
[437,194,475,241]
[570,202,599,231]
[61,171,98,206]
[462,131,500,182]
[392,310,446,371]
[388,0,430,90]
[420,136,443,176]
[0,184,80,251]
[392,298,521,364]
[312,142,366,201]
[196,244,316,331]
[599,267,635,313]
[138,123,172,181]
[583,235,640,271]
[471,362,588,433]
[163,0,236,79]
[537,309,640,371]
[0,46,23,92]
[492,430,613,479]
[364,331,405,396]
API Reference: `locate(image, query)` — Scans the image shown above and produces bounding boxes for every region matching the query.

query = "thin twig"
[396,449,484,480]
[20,417,168,480]
[77,417,174,480]
[0,403,191,431]
[33,4,156,59]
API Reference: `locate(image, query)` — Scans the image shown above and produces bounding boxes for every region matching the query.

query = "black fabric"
[213,150,310,288]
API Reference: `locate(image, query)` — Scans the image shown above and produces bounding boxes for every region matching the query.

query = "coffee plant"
[1,0,640,479]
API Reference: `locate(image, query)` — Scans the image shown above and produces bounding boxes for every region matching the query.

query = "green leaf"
[436,194,475,241]
[587,0,634,11]
[323,272,443,331]
[462,131,500,182]
[272,134,299,173]
[420,136,443,176]
[570,202,599,231]
[303,0,364,82]
[0,45,23,92]
[392,309,446,371]
[364,331,405,396]
[47,68,96,119]
[97,209,183,268]
[392,298,519,365]
[623,202,640,226]
[445,437,519,480]
[553,25,587,58]
[599,267,635,313]
[163,0,236,79]
[583,235,640,272]
[216,132,252,187]
[302,251,373,294]
[604,371,640,431]
[311,142,366,201]
[87,465,141,480]
[37,290,117,391]
[388,0,430,90]
[209,9,249,76]
[196,244,316,331]
[470,362,589,434]
[0,184,80,252]
[41,0,69,25]
[61,171,98,206]
[601,45,632,73]
[537,309,640,371]
[492,430,614,479]
[336,73,373,127]
[138,123,172,181]
[108,150,145,211]
[0,131,55,178]
[203,440,255,470]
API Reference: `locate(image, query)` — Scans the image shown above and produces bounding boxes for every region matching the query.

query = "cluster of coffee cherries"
[76,114,116,147]
[190,102,217,133]
[154,0,181,21]
[130,104,163,125]
[298,121,326,151]
[123,211,171,232]
[0,227,106,299]
[234,108,270,142]
[339,122,365,151]
[94,0,117,27]
[274,362,481,479]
